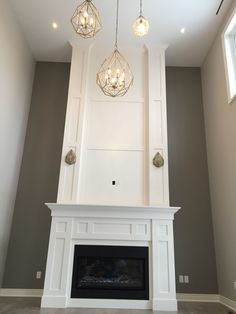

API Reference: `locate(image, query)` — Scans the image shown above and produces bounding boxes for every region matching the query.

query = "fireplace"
[71,245,149,300]
[41,44,180,311]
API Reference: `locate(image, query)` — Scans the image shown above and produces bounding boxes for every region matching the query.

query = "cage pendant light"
[96,0,134,97]
[133,0,149,37]
[71,0,102,39]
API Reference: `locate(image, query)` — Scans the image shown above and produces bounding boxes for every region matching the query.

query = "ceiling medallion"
[133,0,149,37]
[71,0,102,39]
[97,0,134,97]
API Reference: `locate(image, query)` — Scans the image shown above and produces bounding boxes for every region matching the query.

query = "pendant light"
[71,0,102,39]
[96,0,134,97]
[132,0,149,37]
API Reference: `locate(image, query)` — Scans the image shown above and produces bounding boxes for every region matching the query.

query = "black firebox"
[71,245,149,300]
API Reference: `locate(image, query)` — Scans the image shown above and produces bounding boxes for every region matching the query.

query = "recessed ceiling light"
[180,28,186,34]
[52,22,58,29]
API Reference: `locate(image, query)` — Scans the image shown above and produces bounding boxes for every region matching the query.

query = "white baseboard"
[177,293,236,311]
[1,289,236,312]
[177,293,219,302]
[220,295,236,312]
[0,289,43,298]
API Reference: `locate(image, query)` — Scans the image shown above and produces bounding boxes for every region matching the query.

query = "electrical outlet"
[234,282,236,290]
[184,275,189,283]
[179,275,184,283]
[36,271,41,279]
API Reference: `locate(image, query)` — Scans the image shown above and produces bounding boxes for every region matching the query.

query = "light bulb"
[138,21,145,33]
[132,16,149,37]
[52,22,58,29]
[80,17,85,25]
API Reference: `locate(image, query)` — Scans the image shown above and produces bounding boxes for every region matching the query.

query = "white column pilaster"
[152,219,177,311]
[146,45,170,206]
[57,44,92,203]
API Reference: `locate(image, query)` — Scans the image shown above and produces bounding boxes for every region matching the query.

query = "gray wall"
[3,62,70,289]
[201,2,236,301]
[166,67,218,294]
[3,63,218,295]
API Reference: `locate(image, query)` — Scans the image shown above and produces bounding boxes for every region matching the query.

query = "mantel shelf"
[46,203,180,220]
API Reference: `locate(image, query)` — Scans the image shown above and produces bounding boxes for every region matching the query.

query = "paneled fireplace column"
[41,44,180,311]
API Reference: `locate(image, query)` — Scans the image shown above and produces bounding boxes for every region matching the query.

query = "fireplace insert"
[71,245,149,300]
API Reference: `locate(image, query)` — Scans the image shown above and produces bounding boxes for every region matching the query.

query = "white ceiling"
[10,0,232,66]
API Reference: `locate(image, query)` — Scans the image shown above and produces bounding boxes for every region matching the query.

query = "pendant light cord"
[115,0,119,49]
[140,0,143,16]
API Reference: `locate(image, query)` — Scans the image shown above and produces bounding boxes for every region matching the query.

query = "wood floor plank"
[0,298,230,314]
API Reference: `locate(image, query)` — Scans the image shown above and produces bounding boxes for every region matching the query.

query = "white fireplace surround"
[41,203,180,311]
[41,44,180,311]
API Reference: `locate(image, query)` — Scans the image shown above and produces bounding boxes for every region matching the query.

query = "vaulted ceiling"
[10,0,232,66]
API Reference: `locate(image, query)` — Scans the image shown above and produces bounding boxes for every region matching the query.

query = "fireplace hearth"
[71,245,149,300]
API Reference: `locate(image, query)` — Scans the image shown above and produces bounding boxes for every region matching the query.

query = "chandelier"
[132,0,149,37]
[71,0,102,39]
[96,0,134,97]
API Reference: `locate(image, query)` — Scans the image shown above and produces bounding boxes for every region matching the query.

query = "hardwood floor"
[0,297,231,314]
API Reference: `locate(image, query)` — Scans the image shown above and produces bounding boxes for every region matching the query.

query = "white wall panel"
[150,101,163,146]
[57,44,169,207]
[88,100,144,149]
[51,239,65,290]
[68,98,81,143]
[80,150,144,205]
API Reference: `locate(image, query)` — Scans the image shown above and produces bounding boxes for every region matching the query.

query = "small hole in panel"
[112,181,116,186]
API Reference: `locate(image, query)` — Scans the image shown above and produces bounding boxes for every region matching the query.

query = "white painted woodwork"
[0,289,227,305]
[58,44,169,206]
[43,43,180,311]
[57,46,91,203]
[147,46,170,206]
[221,6,236,104]
[41,204,180,311]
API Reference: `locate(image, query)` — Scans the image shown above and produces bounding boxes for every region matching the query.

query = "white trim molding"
[0,289,43,298]
[177,293,236,311]
[1,289,236,312]
[220,295,236,312]
[222,5,236,104]
[177,293,219,303]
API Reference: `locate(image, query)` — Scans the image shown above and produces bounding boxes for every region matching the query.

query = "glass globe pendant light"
[71,0,102,39]
[97,0,134,97]
[132,0,149,37]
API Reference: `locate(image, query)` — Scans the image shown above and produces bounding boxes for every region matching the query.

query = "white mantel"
[41,203,180,311]
[48,203,179,219]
